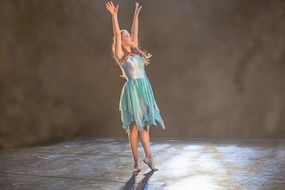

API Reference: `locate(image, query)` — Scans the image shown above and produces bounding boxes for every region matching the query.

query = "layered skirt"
[119,77,166,136]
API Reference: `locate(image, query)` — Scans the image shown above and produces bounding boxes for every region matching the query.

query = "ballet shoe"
[143,157,158,171]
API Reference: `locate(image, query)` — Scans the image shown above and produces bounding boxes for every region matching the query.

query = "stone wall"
[0,0,284,148]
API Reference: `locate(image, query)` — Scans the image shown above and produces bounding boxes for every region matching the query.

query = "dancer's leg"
[139,126,158,170]
[139,126,153,160]
[128,122,139,168]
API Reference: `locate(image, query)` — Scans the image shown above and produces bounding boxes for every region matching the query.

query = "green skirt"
[119,77,166,136]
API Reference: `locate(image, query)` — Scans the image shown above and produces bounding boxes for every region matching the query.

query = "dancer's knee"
[139,126,149,136]
[130,122,138,133]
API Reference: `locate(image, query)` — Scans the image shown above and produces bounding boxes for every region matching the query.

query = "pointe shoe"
[143,157,158,171]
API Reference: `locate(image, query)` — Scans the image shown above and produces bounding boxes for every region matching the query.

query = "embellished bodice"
[120,54,147,80]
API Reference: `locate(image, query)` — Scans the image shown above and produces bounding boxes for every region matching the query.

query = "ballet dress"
[118,53,166,136]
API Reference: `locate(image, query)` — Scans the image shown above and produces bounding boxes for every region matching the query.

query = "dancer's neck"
[123,46,132,54]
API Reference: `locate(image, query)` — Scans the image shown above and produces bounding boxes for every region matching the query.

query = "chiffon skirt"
[119,77,166,136]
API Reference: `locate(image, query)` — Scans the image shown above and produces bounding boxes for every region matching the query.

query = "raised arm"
[131,2,142,48]
[106,1,124,61]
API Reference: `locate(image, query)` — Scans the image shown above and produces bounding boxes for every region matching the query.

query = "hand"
[106,1,119,16]
[135,2,142,15]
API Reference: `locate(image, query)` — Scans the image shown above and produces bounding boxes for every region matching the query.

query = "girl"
[106,1,166,172]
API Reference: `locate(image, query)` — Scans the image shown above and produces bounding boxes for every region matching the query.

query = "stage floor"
[1,137,285,190]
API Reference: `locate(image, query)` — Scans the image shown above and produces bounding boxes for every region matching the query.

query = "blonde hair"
[111,30,152,67]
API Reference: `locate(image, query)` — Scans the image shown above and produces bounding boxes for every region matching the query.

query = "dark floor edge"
[71,136,285,142]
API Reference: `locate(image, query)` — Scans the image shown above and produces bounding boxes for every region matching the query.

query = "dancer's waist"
[125,73,147,80]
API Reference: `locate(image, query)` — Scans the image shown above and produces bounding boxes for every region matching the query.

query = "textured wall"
[0,0,284,148]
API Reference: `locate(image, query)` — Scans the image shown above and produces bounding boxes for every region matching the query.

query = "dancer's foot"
[133,167,141,172]
[133,160,141,173]
[143,157,158,171]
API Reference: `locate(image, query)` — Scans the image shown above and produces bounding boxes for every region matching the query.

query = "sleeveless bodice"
[120,54,146,80]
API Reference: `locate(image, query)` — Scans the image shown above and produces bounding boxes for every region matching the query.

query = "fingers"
[105,1,116,9]
[105,3,111,11]
[135,5,142,15]
[110,1,115,7]
[105,4,112,12]
[106,1,111,8]
[134,2,142,14]
[106,1,119,14]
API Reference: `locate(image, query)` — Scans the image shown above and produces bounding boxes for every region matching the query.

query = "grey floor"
[0,137,285,190]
